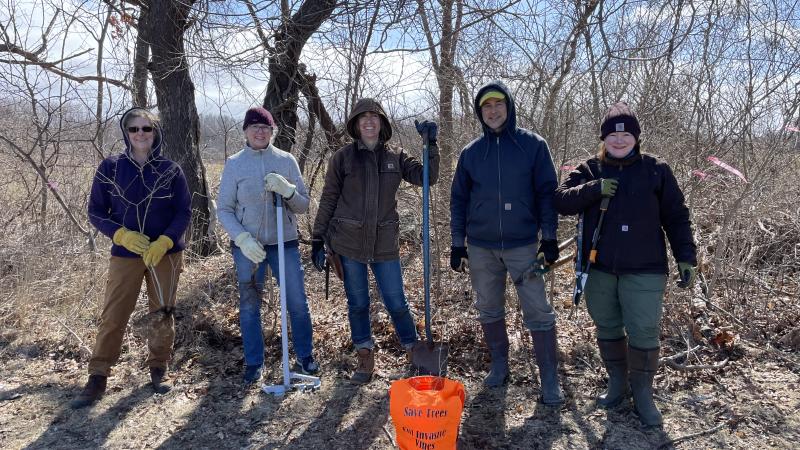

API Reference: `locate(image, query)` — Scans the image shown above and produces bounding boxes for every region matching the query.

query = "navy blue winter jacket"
[450,81,558,249]
[88,108,192,257]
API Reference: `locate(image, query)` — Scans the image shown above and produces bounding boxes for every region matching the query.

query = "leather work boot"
[531,327,565,405]
[350,348,374,384]
[480,320,509,387]
[597,337,630,408]
[150,367,172,395]
[629,346,663,426]
[70,374,107,409]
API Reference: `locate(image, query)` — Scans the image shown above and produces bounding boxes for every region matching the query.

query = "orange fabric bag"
[390,376,466,450]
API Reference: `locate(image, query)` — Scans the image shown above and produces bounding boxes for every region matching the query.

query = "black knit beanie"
[600,102,641,140]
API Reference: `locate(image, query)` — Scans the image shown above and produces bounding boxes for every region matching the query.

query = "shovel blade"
[411,341,450,377]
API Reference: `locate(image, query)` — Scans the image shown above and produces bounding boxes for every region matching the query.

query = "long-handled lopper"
[572,196,611,305]
[263,193,321,395]
[411,120,449,377]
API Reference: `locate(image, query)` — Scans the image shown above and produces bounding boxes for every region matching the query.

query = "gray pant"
[468,243,556,331]
[584,269,666,348]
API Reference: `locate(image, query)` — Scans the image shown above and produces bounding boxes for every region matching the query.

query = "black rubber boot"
[70,374,107,409]
[629,346,663,426]
[531,327,565,405]
[150,367,172,394]
[480,320,509,387]
[597,337,630,408]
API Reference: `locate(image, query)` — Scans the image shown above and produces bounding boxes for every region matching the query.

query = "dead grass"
[0,151,799,449]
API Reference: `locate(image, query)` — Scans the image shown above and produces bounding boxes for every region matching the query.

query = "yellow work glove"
[113,227,151,255]
[143,235,174,267]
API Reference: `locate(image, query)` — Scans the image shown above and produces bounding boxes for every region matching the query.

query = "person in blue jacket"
[450,81,564,404]
[72,107,191,408]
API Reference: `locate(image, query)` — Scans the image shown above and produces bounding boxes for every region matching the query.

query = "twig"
[55,318,92,358]
[383,423,397,447]
[660,345,701,363]
[662,358,729,371]
[657,421,728,448]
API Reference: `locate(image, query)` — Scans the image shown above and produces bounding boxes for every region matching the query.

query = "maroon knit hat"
[600,102,641,140]
[242,107,275,130]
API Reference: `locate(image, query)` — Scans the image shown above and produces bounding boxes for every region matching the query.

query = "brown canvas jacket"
[313,140,439,263]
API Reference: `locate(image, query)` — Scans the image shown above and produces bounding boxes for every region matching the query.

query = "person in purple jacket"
[71,107,191,409]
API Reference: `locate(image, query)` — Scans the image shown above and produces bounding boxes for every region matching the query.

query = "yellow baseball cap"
[479,90,506,107]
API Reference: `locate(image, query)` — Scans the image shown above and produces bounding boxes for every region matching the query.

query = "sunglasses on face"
[127,126,154,133]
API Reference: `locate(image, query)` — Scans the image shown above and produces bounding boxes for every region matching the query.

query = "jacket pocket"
[331,217,364,253]
[502,198,537,241]
[603,219,667,271]
[375,219,400,256]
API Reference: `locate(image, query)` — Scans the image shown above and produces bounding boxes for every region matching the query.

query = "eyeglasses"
[248,125,272,133]
[127,126,154,133]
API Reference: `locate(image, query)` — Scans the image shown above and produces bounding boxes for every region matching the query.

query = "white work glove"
[234,232,266,264]
[264,173,296,199]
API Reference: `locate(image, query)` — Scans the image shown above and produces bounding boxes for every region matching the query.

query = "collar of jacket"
[356,139,384,152]
[244,144,273,155]
[600,145,642,167]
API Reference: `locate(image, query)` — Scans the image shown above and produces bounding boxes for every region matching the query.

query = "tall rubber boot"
[597,337,630,408]
[628,346,663,426]
[480,320,509,387]
[531,328,565,405]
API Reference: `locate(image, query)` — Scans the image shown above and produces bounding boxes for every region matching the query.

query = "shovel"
[263,193,321,395]
[411,120,449,376]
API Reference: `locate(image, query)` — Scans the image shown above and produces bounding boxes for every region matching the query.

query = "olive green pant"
[584,269,666,349]
[88,252,183,376]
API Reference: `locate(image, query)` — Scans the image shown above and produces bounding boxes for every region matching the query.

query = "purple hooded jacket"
[88,107,192,257]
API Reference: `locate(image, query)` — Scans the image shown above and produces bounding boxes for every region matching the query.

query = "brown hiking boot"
[150,367,172,394]
[70,374,107,409]
[350,348,374,384]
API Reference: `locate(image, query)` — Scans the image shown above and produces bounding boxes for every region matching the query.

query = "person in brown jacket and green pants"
[311,98,439,384]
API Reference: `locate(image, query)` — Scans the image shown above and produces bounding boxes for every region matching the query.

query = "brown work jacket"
[312,140,439,263]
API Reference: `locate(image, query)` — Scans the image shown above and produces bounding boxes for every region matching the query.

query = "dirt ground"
[1,253,798,450]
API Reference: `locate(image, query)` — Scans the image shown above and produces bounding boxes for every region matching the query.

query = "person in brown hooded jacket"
[311,98,439,384]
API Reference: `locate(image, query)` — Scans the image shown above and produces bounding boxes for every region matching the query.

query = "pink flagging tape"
[708,156,747,183]
[691,169,710,180]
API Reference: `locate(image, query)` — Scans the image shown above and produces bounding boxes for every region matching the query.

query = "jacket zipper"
[496,135,504,250]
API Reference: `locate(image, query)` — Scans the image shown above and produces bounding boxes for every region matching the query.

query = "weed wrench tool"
[263,193,321,395]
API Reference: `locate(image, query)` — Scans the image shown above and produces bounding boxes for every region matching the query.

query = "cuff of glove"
[234,231,253,248]
[112,227,128,245]
[155,235,174,249]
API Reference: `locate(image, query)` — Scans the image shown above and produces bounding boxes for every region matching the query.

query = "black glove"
[538,239,559,265]
[450,246,468,272]
[311,239,326,272]
[415,120,438,143]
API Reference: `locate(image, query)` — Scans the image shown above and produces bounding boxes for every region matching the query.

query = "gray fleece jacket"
[217,144,310,245]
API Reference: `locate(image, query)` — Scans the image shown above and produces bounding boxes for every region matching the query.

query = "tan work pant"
[88,252,183,376]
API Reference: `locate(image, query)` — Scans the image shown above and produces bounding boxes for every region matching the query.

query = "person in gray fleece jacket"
[217,107,318,384]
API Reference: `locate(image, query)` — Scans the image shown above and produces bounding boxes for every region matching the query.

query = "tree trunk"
[263,0,336,153]
[139,0,215,256]
[132,7,150,108]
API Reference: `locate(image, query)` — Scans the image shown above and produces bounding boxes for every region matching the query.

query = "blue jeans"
[340,255,418,349]
[232,243,313,367]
